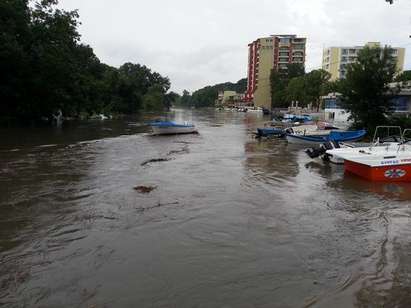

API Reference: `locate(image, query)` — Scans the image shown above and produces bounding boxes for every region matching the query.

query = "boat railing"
[371,126,403,148]
[402,129,411,141]
[399,129,411,148]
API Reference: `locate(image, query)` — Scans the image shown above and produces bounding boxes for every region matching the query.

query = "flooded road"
[1,109,411,307]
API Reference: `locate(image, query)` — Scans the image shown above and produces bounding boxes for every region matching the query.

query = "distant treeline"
[177,78,247,108]
[0,0,178,124]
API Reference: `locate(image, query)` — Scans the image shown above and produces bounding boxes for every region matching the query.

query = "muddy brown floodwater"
[1,109,411,308]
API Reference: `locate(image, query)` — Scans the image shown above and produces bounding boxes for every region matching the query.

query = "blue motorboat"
[286,129,366,145]
[256,127,285,137]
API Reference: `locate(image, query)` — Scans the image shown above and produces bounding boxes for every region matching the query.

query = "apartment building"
[322,42,405,80]
[245,35,306,109]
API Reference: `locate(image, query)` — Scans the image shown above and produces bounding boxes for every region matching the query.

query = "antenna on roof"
[385,0,393,4]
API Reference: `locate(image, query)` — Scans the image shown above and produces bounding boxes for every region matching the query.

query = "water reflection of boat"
[149,121,198,135]
[332,173,411,200]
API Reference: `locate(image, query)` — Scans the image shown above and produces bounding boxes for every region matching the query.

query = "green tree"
[304,69,331,109]
[395,70,411,82]
[179,90,192,107]
[0,0,173,124]
[339,46,397,132]
[285,69,330,109]
[164,91,180,110]
[270,63,305,108]
[142,85,165,111]
[286,76,306,105]
[320,79,342,96]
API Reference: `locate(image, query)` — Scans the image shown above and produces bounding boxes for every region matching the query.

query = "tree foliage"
[270,64,331,109]
[339,46,397,131]
[270,63,305,108]
[395,70,411,82]
[178,78,247,108]
[0,0,175,124]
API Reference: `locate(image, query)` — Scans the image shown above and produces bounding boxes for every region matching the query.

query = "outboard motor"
[305,140,340,159]
[305,147,326,159]
[320,140,340,162]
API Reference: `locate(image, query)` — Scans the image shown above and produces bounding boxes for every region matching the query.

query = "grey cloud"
[60,0,411,93]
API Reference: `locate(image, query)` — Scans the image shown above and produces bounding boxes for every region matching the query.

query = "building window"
[280,38,290,44]
[324,98,342,109]
[293,38,304,43]
[342,49,348,55]
[391,97,409,112]
[293,44,305,50]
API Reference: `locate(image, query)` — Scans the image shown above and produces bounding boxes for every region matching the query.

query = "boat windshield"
[372,126,403,144]
[402,129,411,144]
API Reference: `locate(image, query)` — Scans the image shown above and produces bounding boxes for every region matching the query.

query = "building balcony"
[292,38,306,43]
[292,44,305,50]
[279,42,291,48]
[278,58,290,64]
[292,51,304,57]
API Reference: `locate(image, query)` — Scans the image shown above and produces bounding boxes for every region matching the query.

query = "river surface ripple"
[1,109,411,308]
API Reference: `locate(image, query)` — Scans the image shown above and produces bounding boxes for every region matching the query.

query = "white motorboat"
[326,127,411,182]
[149,121,198,135]
[246,107,263,113]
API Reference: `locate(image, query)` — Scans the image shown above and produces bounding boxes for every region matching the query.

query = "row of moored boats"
[256,114,366,145]
[257,118,411,182]
[147,118,411,183]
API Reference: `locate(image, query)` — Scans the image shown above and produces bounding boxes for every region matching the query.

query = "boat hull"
[257,128,284,137]
[286,129,366,146]
[151,126,197,135]
[345,160,411,182]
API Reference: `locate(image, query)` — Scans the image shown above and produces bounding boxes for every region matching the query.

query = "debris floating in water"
[167,145,189,156]
[136,201,180,212]
[140,158,171,166]
[134,185,157,193]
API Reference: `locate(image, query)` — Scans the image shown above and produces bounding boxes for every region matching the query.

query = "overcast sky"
[59,0,411,93]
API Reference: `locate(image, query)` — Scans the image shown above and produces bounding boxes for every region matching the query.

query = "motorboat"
[256,127,285,138]
[316,121,340,130]
[306,141,350,164]
[306,140,375,164]
[149,121,198,135]
[246,107,264,113]
[282,114,313,124]
[286,129,366,146]
[326,127,411,182]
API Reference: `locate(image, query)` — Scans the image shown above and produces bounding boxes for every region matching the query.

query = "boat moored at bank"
[326,128,411,182]
[286,129,366,146]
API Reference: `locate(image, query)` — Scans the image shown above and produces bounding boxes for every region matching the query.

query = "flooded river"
[1,109,411,307]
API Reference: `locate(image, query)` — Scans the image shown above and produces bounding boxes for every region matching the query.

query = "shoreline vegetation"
[2,1,411,133]
[1,0,179,126]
